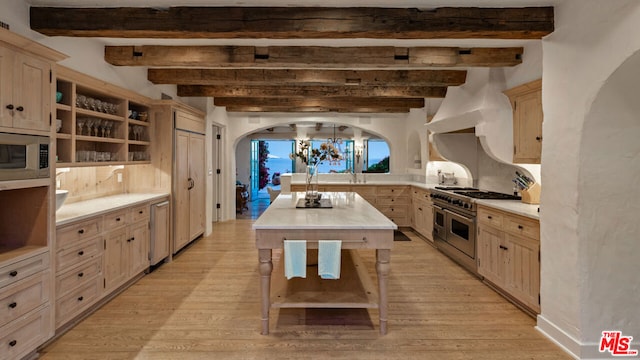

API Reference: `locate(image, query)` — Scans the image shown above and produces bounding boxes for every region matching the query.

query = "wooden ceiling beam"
[213,97,425,111]
[224,106,413,113]
[150,69,466,87]
[106,45,523,68]
[31,7,553,40]
[178,85,447,98]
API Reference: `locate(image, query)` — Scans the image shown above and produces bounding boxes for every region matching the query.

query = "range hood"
[426,67,541,187]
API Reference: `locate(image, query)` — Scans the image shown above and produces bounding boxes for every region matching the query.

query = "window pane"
[311,140,353,173]
[366,139,390,173]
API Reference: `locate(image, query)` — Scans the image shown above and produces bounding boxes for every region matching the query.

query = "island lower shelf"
[271,249,379,309]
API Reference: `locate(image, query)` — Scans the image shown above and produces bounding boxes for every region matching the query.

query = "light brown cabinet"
[411,187,433,241]
[55,65,153,166]
[174,128,206,253]
[504,79,543,164]
[477,205,540,314]
[150,201,171,266]
[0,45,53,133]
[103,208,150,294]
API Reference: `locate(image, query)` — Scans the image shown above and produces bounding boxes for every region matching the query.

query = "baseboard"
[536,314,581,359]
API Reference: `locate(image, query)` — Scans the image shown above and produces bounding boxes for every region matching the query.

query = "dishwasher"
[150,200,171,266]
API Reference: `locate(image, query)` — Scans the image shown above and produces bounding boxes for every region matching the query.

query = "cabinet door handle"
[518,225,524,229]
[487,215,492,219]
[8,302,17,309]
[9,270,17,277]
[78,250,84,256]
[16,106,24,112]
[6,104,14,110]
[78,229,85,234]
[77,296,84,302]
[139,210,144,214]
[115,217,121,222]
[536,136,542,141]
[78,272,84,278]
[418,207,422,211]
[499,245,509,250]
[9,340,17,347]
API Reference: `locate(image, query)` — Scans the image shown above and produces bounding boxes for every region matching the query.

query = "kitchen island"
[253,192,397,335]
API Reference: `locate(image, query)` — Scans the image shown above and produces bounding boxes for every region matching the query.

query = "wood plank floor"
[40,220,571,360]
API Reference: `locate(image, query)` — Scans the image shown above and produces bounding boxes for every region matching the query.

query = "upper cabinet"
[504,79,543,164]
[55,66,153,167]
[0,29,66,134]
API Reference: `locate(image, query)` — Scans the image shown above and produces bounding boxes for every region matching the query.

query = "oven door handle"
[444,209,475,223]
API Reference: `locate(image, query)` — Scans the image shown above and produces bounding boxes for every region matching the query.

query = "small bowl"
[56,91,63,103]
[55,190,68,211]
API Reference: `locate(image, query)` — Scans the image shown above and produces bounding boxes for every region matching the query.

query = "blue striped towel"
[318,240,342,280]
[284,240,306,279]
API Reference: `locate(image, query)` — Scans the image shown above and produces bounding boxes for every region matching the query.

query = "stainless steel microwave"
[0,132,50,181]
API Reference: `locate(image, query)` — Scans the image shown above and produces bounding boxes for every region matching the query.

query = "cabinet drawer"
[504,215,540,241]
[0,305,51,360]
[319,185,351,192]
[130,204,150,223]
[376,196,409,206]
[380,206,408,218]
[56,217,102,250]
[411,187,430,201]
[56,257,102,299]
[353,186,376,198]
[56,276,102,328]
[478,207,504,228]
[377,186,409,197]
[104,210,128,229]
[56,237,102,272]
[0,252,49,289]
[0,272,49,328]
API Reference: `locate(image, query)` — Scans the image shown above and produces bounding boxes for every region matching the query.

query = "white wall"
[538,1,640,358]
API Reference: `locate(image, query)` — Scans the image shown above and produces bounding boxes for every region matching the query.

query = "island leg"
[258,249,273,335]
[376,249,391,335]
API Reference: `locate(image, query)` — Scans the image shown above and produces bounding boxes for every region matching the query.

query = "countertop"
[474,199,540,220]
[253,192,397,230]
[56,193,170,226]
[289,180,539,220]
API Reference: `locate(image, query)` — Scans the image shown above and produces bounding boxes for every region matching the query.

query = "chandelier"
[326,125,343,165]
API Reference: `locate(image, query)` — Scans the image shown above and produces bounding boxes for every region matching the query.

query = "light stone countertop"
[253,192,397,230]
[56,193,170,227]
[474,199,540,220]
[289,180,539,220]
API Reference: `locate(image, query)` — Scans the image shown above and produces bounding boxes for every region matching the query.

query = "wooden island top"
[253,192,396,335]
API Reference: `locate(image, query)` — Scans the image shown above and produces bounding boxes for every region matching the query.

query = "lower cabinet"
[477,205,540,313]
[411,187,433,241]
[54,200,158,330]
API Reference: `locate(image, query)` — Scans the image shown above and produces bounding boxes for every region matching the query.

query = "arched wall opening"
[577,48,640,348]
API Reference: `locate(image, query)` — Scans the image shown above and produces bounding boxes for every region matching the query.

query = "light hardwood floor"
[40,220,570,360]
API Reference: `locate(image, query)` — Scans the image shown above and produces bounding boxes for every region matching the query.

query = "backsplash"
[56,166,126,204]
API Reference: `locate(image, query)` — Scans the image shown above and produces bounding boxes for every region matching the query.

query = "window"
[365,139,390,173]
[310,140,354,173]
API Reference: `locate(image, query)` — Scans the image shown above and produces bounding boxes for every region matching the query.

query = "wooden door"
[513,89,542,163]
[174,130,190,253]
[188,132,206,241]
[504,234,540,312]
[477,225,506,286]
[0,47,14,128]
[12,52,51,132]
[103,228,128,292]
[128,220,150,277]
[150,200,170,265]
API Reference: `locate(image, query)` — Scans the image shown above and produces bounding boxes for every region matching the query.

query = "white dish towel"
[318,240,342,280]
[284,240,306,279]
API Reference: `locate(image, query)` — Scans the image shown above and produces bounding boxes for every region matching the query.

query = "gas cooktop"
[454,190,521,200]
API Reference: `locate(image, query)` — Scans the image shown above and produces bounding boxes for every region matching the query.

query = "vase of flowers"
[290,140,342,204]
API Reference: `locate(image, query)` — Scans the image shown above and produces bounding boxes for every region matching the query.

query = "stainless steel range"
[430,187,520,276]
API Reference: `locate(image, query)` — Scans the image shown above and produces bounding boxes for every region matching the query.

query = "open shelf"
[270,249,378,309]
[55,66,153,167]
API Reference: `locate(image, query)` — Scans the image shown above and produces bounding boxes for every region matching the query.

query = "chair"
[267,186,280,204]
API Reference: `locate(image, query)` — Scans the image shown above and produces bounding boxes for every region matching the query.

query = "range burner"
[434,186,478,191]
[454,190,521,200]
